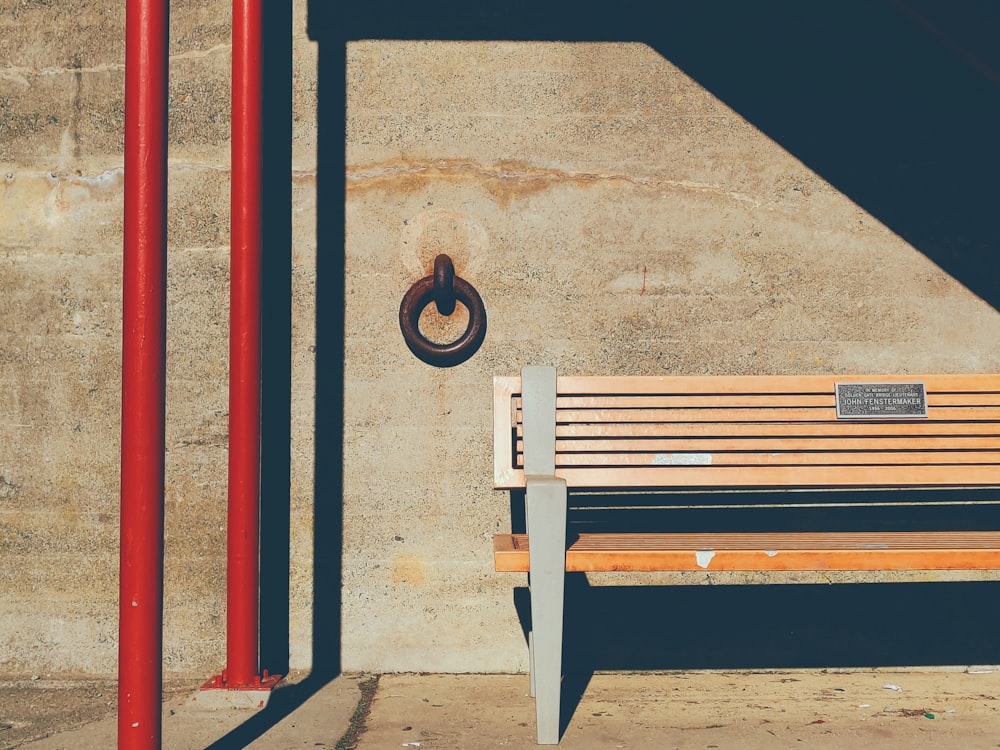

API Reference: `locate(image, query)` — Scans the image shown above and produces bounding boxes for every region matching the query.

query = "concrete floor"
[5,669,1000,749]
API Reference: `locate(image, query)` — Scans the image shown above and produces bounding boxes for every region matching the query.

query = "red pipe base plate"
[201,669,283,692]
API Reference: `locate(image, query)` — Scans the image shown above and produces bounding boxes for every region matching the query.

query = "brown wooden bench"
[492,366,1000,744]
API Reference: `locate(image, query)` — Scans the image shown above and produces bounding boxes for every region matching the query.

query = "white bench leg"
[526,476,567,744]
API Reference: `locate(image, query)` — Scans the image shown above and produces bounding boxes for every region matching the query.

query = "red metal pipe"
[119,0,168,747]
[227,0,264,687]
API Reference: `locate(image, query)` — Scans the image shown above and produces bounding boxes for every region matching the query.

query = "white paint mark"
[695,550,715,569]
[131,600,138,607]
[653,453,712,466]
[131,722,140,728]
[765,550,778,557]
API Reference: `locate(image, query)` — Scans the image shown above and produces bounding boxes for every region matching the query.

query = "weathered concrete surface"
[5,671,362,750]
[359,671,1000,749]
[5,670,1000,749]
[0,677,192,750]
[0,0,131,675]
[0,1,318,676]
[3,1,1000,681]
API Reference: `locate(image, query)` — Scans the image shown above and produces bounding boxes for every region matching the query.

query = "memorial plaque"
[835,382,927,419]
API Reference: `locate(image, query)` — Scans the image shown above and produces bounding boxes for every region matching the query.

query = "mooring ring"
[399,270,487,368]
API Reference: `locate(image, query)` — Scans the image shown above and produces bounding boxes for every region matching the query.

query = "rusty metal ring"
[399,268,487,367]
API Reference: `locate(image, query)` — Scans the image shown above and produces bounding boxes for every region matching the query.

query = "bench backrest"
[493,372,1000,491]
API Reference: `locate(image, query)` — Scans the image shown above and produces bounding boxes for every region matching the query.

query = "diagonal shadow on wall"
[318,0,1000,308]
[294,1,1000,741]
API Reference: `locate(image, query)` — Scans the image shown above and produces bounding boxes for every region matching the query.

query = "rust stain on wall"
[346,156,762,209]
[346,156,620,207]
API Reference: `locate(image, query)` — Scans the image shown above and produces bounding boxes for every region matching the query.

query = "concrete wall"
[341,39,1000,673]
[2,0,255,675]
[2,3,999,677]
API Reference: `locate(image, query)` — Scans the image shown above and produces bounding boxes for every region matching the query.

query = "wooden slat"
[550,392,1000,409]
[546,451,1000,467]
[543,406,1000,424]
[552,407,840,423]
[551,394,839,408]
[547,421,1000,438]
[555,373,1000,395]
[493,532,1000,572]
[522,436,1000,454]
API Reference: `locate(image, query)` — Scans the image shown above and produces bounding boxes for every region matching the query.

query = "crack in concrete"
[3,167,123,187]
[4,164,317,187]
[169,162,230,174]
[0,45,231,82]
[169,43,232,63]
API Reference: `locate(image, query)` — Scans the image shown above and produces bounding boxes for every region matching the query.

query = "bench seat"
[494,530,1000,572]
